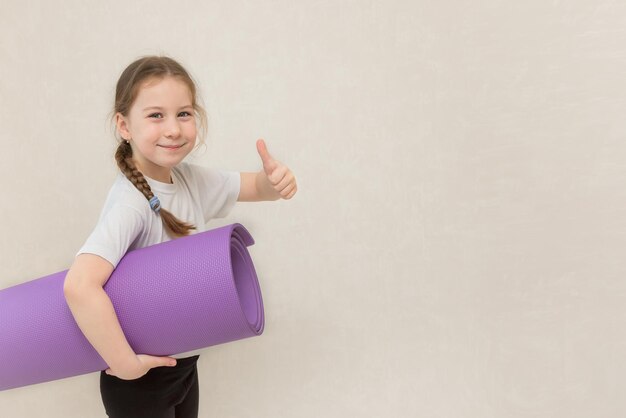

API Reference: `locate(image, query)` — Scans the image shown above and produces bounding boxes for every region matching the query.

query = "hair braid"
[115,141,196,238]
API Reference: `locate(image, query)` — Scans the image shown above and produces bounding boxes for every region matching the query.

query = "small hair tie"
[149,195,161,213]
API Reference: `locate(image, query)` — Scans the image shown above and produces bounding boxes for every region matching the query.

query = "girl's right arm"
[63,253,177,380]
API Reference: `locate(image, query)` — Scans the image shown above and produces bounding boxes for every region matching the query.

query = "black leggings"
[100,355,200,418]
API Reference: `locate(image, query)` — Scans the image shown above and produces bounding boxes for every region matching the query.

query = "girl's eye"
[148,112,192,118]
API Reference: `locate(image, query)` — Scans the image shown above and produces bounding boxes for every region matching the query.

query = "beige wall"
[1,1,625,417]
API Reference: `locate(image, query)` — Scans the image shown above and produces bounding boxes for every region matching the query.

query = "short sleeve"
[190,164,241,222]
[75,204,145,269]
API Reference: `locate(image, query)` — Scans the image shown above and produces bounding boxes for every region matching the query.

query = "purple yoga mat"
[0,223,264,392]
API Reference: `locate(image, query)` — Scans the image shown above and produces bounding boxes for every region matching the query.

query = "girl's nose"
[165,119,181,138]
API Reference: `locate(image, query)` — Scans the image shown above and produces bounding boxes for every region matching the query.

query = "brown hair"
[110,55,208,238]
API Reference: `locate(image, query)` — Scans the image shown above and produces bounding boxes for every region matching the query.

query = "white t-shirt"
[76,161,241,359]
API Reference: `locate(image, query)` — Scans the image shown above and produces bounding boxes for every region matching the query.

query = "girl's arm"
[238,171,281,202]
[63,254,175,379]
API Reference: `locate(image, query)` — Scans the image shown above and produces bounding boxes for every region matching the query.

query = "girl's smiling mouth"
[158,143,186,149]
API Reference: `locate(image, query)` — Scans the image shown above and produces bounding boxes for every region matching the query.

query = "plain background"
[1,1,625,417]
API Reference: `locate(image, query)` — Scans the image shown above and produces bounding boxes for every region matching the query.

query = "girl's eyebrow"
[143,105,193,111]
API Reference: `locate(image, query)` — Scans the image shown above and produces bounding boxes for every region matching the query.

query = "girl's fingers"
[268,165,288,185]
[275,172,295,192]
[285,187,297,199]
[280,182,296,197]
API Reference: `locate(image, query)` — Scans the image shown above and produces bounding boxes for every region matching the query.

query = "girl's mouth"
[158,143,186,149]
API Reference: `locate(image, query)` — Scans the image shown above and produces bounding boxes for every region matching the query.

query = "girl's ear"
[115,112,131,140]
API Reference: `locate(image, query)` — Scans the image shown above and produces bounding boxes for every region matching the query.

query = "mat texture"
[0,223,264,392]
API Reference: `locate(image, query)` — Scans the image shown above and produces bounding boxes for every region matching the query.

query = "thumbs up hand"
[256,139,297,200]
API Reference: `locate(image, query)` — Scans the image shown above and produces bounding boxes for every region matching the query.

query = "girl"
[63,55,297,418]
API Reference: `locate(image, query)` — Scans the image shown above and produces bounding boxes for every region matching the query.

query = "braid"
[115,140,196,238]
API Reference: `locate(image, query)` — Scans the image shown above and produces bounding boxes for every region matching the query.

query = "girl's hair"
[110,55,208,238]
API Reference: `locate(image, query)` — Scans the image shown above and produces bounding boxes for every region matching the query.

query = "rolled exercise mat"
[0,223,264,392]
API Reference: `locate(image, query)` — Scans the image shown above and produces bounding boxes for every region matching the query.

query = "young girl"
[63,55,297,418]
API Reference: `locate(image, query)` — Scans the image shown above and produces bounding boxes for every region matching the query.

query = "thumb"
[256,139,277,173]
[148,355,177,368]
[162,357,177,367]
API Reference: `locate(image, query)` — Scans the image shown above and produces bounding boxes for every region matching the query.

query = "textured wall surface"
[1,1,625,417]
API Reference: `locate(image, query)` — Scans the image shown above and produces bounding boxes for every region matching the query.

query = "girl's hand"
[104,354,177,380]
[256,139,298,200]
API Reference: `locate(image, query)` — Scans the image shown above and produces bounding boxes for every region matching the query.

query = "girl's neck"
[134,160,173,184]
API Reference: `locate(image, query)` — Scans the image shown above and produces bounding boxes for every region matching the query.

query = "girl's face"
[116,76,197,183]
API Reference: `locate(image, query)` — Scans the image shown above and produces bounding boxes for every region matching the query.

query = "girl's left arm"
[237,139,298,202]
